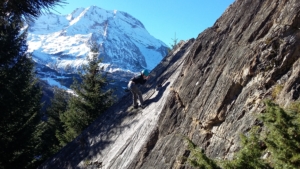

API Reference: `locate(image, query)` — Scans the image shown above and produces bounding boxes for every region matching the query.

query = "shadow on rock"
[39,93,139,169]
[145,82,170,105]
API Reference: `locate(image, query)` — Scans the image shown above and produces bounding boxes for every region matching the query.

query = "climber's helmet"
[142,69,149,76]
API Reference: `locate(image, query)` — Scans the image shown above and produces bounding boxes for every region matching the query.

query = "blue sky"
[53,0,235,47]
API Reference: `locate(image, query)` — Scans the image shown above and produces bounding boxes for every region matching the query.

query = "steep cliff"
[39,0,300,168]
[129,0,300,168]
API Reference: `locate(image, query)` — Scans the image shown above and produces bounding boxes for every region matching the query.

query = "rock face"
[39,0,300,168]
[130,0,300,168]
[38,39,195,169]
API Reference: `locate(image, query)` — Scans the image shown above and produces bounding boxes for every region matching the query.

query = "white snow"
[27,6,167,75]
[41,77,68,89]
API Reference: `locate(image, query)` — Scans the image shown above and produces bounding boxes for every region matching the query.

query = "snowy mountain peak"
[27,6,168,74]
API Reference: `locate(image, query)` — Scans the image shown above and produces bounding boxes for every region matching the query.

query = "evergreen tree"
[221,127,271,169]
[2,0,66,19]
[33,88,70,164]
[0,0,64,168]
[186,138,220,169]
[58,45,115,145]
[170,32,178,49]
[0,14,42,169]
[260,101,300,168]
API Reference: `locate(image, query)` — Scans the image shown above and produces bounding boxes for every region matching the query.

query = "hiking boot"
[140,104,146,109]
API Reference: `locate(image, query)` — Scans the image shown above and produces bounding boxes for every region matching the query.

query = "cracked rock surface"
[129,0,300,168]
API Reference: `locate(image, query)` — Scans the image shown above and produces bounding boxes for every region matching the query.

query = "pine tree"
[0,15,43,169]
[58,44,115,145]
[222,127,271,169]
[186,138,220,169]
[0,0,64,168]
[2,0,66,19]
[33,88,70,164]
[170,32,178,49]
[260,101,300,168]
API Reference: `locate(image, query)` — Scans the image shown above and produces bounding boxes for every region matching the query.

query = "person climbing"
[128,69,150,109]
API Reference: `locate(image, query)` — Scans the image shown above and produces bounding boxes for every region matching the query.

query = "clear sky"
[52,0,235,47]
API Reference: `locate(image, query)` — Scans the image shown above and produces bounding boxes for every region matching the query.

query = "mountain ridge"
[27,6,168,74]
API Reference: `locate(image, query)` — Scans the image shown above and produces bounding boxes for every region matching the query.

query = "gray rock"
[129,0,300,168]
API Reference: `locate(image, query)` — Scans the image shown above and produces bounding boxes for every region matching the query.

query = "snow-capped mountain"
[26,6,169,100]
[27,6,168,73]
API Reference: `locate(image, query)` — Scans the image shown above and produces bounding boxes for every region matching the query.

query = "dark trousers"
[128,81,144,106]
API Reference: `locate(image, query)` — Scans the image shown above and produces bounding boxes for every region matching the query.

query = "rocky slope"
[39,0,300,168]
[38,38,195,169]
[130,0,300,168]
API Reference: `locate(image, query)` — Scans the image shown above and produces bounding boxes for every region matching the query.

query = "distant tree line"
[0,1,115,168]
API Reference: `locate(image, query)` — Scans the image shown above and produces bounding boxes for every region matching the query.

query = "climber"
[128,69,150,109]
